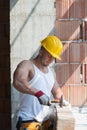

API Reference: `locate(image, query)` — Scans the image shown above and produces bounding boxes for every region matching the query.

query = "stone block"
[55,106,75,130]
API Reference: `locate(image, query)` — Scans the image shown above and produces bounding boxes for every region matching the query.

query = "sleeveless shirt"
[17,64,55,122]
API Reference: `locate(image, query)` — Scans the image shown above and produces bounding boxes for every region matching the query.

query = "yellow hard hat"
[40,35,63,60]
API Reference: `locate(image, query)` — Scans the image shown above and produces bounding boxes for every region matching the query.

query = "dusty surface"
[72,107,87,130]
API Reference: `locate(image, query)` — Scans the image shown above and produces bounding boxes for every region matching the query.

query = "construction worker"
[13,35,68,130]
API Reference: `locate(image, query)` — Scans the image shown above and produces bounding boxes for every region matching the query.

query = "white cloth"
[17,64,55,122]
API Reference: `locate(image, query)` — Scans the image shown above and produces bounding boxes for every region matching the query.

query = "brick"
[84,0,87,18]
[79,42,87,62]
[56,42,69,63]
[56,42,87,63]
[69,43,80,62]
[84,43,87,62]
[69,63,81,84]
[82,64,87,84]
[56,0,69,19]
[55,63,81,85]
[69,0,85,18]
[69,86,78,106]
[55,106,75,130]
[82,63,85,84]
[83,21,87,41]
[69,86,86,106]
[80,43,87,62]
[69,42,85,62]
[55,20,80,41]
[55,64,70,85]
[77,86,86,106]
[56,0,86,19]
[61,86,69,100]
[85,87,87,106]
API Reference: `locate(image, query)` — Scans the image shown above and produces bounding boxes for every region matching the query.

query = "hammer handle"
[51,99,60,103]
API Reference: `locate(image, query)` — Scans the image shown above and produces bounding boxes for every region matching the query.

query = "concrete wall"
[10,0,56,129]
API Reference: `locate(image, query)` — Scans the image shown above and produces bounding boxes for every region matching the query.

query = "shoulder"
[14,60,34,73]
[13,60,34,78]
[17,60,32,68]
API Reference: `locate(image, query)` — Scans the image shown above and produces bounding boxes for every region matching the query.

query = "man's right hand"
[35,91,50,105]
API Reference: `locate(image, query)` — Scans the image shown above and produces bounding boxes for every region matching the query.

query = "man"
[13,35,65,130]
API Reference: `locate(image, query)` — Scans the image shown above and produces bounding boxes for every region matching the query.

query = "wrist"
[35,90,44,98]
[56,95,63,101]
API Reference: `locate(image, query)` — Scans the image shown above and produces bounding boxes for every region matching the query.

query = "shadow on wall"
[10,0,56,60]
[10,0,41,47]
[10,0,19,11]
[31,27,56,59]
[55,0,87,85]
[56,0,87,42]
[10,1,56,129]
[55,0,87,107]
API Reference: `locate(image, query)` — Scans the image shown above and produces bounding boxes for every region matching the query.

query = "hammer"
[50,95,63,107]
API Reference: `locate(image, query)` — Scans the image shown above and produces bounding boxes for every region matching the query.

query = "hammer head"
[59,95,63,107]
[50,95,63,107]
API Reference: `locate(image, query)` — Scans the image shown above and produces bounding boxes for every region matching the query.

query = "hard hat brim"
[41,43,62,60]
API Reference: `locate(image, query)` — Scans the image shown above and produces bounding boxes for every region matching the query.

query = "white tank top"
[18,64,55,122]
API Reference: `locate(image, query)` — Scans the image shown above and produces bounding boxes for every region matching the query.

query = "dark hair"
[40,46,46,51]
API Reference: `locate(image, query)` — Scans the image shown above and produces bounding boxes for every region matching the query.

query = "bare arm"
[51,67,63,100]
[52,80,63,100]
[13,60,38,95]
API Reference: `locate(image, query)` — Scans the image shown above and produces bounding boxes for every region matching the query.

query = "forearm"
[54,88,63,100]
[13,79,38,95]
[52,86,63,100]
[13,79,50,105]
[51,80,63,100]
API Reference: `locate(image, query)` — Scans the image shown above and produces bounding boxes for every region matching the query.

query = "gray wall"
[10,0,56,129]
